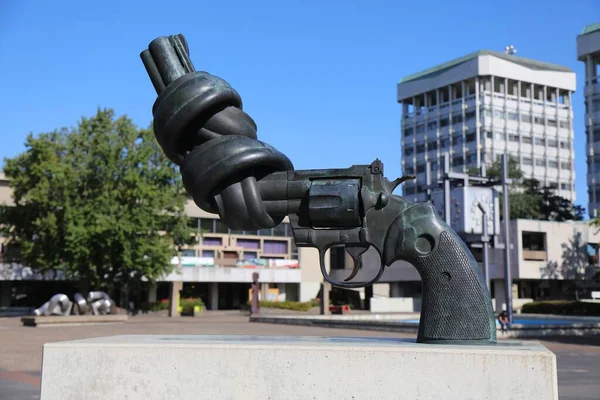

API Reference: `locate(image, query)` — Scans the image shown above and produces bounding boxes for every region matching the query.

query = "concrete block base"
[40,335,558,400]
[21,314,127,327]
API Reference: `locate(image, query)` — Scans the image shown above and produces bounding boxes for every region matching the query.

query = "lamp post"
[477,202,490,292]
[501,154,513,325]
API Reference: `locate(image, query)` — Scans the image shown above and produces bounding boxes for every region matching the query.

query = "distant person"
[498,311,510,332]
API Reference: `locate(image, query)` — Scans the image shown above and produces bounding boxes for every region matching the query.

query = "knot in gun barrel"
[141,35,293,230]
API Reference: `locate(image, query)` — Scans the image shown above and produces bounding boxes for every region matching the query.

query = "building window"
[521,114,532,123]
[215,220,229,234]
[548,160,558,169]
[202,250,215,257]
[264,240,288,255]
[466,132,476,142]
[465,111,475,120]
[534,137,545,146]
[560,141,569,150]
[203,237,223,246]
[181,249,196,257]
[522,157,533,166]
[416,143,425,153]
[547,119,557,127]
[535,159,545,167]
[452,135,463,145]
[548,139,558,148]
[329,246,346,270]
[415,124,425,133]
[508,112,519,121]
[453,157,464,166]
[494,110,505,119]
[508,134,518,142]
[404,127,413,136]
[403,185,416,196]
[560,183,571,190]
[533,116,544,125]
[427,121,438,130]
[404,147,414,156]
[494,132,505,141]
[522,136,532,144]
[559,120,569,129]
[200,219,215,234]
[440,117,449,127]
[560,161,572,169]
[428,141,438,150]
[522,232,546,261]
[273,223,286,237]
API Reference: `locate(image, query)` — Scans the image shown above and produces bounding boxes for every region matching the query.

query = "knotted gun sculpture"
[140,34,496,344]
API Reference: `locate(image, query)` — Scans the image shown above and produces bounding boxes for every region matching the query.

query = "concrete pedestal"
[40,335,558,400]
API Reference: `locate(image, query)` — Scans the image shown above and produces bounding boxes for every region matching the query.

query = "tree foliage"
[0,108,193,292]
[474,157,584,221]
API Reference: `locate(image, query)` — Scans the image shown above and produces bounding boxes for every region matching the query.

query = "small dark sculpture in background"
[251,272,260,315]
[140,34,497,345]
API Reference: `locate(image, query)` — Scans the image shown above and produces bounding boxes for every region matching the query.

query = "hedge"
[180,297,205,309]
[521,300,600,316]
[246,299,320,311]
[140,297,204,312]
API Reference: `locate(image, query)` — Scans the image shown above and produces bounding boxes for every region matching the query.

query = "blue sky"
[0,1,598,212]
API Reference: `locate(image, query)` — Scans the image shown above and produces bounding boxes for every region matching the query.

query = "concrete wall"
[513,219,600,280]
[577,30,600,60]
[298,247,327,302]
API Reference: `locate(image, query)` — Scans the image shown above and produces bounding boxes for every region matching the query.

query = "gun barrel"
[140,34,195,95]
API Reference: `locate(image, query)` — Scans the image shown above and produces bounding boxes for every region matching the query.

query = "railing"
[171,256,299,269]
[522,250,547,262]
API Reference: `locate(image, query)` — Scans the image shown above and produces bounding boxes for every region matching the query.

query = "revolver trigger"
[344,245,369,282]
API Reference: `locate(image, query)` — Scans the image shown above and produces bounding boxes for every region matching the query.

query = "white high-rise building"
[397,50,576,203]
[577,22,600,218]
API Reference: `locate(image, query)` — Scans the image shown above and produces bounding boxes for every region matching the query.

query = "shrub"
[180,297,204,309]
[140,300,169,312]
[521,300,600,316]
[245,300,318,311]
[140,297,204,313]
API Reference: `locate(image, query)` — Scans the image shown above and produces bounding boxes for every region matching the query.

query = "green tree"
[485,156,523,181]
[484,157,539,219]
[0,108,193,294]
[477,157,584,221]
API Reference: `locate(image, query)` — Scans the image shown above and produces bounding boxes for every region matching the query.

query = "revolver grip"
[383,202,497,345]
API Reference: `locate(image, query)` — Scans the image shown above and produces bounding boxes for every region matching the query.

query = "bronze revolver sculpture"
[139,34,496,345]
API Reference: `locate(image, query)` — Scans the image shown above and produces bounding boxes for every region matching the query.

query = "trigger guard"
[318,246,386,289]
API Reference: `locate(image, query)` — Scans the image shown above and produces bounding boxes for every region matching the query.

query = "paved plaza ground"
[0,311,598,399]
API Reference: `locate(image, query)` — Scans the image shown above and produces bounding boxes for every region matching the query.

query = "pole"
[501,154,513,324]
[320,282,330,315]
[251,272,260,315]
[425,161,432,202]
[443,152,451,225]
[477,202,490,292]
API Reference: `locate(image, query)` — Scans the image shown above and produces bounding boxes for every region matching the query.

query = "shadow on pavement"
[537,335,600,347]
